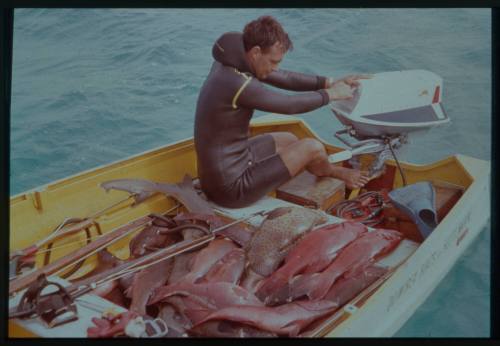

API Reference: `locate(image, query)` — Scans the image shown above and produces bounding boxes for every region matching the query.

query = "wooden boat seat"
[275,171,345,211]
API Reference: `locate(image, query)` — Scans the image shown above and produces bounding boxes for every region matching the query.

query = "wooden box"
[276,171,345,210]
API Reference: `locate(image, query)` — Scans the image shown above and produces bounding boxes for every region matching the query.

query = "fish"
[87,311,146,338]
[167,252,197,285]
[166,223,215,285]
[148,281,264,308]
[101,285,128,307]
[239,268,266,294]
[174,212,254,247]
[256,221,368,304]
[191,299,338,337]
[128,258,174,315]
[189,320,276,337]
[100,179,157,205]
[164,295,214,326]
[324,265,388,303]
[180,238,238,284]
[122,224,179,297]
[101,175,214,214]
[129,224,180,258]
[283,228,403,301]
[149,281,265,333]
[200,248,245,284]
[157,302,191,337]
[246,206,328,277]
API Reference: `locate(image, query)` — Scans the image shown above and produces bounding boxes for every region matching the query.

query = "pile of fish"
[82,205,403,338]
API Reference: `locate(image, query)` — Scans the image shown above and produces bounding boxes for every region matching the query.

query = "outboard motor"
[328,70,448,239]
[328,70,450,179]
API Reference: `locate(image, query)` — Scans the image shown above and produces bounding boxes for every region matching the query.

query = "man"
[194,15,370,208]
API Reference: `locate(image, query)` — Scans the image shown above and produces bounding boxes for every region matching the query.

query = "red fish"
[279,228,402,302]
[180,238,238,284]
[191,299,338,337]
[160,295,213,328]
[166,227,227,285]
[157,302,190,337]
[129,259,174,315]
[239,268,266,294]
[167,252,197,285]
[256,221,367,304]
[149,282,265,331]
[148,281,264,308]
[200,248,245,284]
[324,265,388,303]
[189,320,276,337]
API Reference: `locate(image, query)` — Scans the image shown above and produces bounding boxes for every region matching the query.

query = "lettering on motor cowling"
[386,210,472,312]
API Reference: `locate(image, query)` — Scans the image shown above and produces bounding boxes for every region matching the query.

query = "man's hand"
[326,81,355,101]
[325,74,373,88]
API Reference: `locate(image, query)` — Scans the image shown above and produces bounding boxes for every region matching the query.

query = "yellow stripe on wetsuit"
[232,69,252,109]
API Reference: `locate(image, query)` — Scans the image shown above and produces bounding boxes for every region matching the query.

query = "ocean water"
[10,8,491,337]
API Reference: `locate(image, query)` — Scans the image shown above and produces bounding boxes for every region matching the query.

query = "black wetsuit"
[194,31,330,208]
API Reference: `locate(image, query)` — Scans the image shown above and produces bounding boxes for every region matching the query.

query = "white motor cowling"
[330,70,449,139]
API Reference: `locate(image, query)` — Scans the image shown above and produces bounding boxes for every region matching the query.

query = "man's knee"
[283,132,299,143]
[301,138,326,159]
[273,132,299,152]
[273,132,298,145]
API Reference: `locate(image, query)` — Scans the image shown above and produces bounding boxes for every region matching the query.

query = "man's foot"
[330,166,370,190]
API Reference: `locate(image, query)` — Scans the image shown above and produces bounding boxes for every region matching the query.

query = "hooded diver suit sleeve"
[264,69,327,92]
[236,77,330,114]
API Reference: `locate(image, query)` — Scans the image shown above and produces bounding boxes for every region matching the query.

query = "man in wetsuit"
[194,15,370,208]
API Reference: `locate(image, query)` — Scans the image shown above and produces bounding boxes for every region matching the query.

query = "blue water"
[10,8,491,337]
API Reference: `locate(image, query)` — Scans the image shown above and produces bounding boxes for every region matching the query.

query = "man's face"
[252,41,285,80]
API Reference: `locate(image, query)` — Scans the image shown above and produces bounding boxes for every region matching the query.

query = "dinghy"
[8,70,490,338]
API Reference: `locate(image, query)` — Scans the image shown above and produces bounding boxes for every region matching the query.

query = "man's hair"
[242,16,293,53]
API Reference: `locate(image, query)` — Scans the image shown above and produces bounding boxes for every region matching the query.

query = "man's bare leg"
[269,132,299,153]
[277,137,369,190]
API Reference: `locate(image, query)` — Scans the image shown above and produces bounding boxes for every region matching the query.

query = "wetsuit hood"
[212,31,253,74]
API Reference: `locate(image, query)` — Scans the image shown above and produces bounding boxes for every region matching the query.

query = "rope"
[327,191,387,227]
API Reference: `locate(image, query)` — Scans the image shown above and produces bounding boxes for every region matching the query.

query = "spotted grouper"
[246,206,327,277]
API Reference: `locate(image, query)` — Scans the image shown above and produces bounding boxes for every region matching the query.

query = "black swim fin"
[388,181,438,239]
